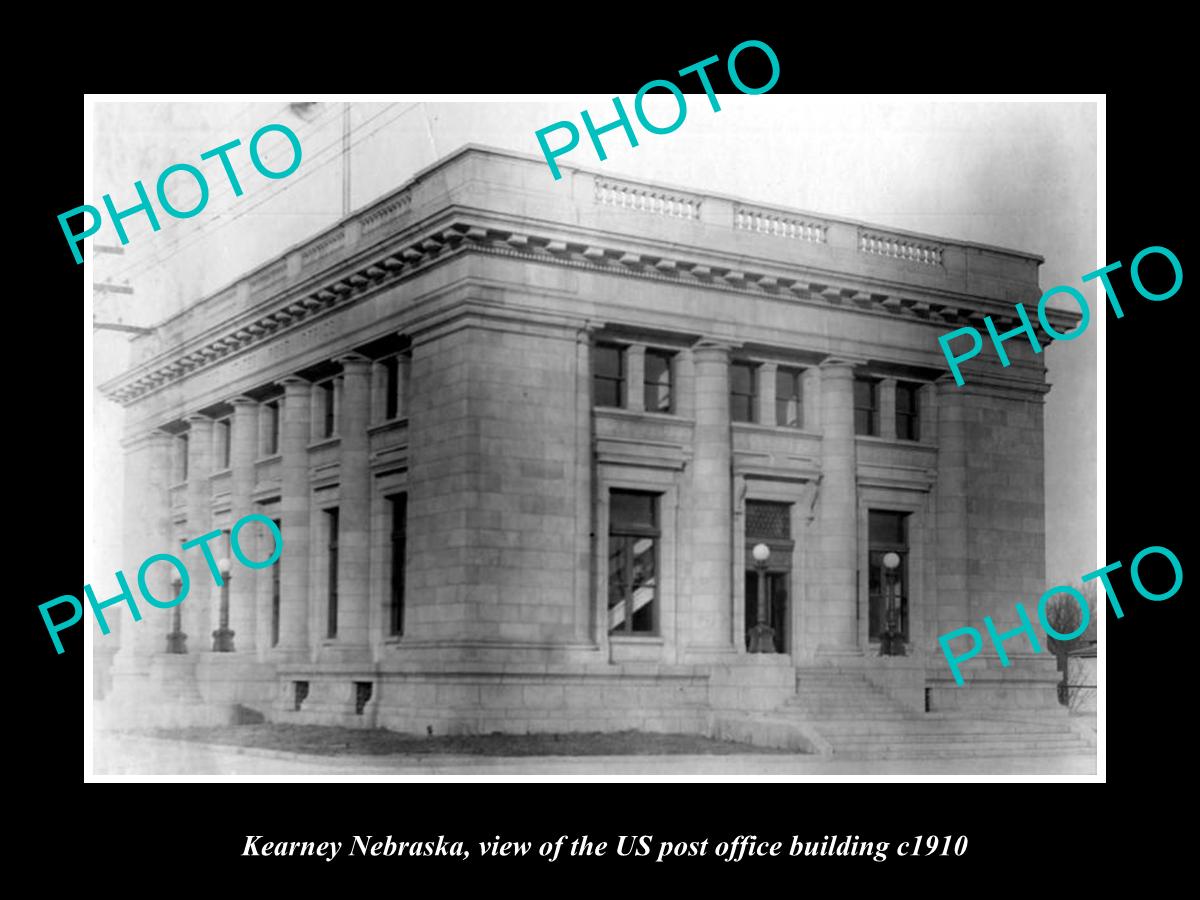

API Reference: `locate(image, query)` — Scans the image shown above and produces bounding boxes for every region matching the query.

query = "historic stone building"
[98,146,1089,755]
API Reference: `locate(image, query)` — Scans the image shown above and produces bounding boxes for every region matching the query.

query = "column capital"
[336,353,371,372]
[230,395,258,408]
[185,413,213,428]
[691,338,735,360]
[280,376,311,393]
[819,355,867,371]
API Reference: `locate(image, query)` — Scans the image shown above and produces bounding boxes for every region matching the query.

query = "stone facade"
[97,146,1077,738]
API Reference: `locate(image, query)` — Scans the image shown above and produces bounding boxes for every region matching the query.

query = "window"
[319,380,336,438]
[608,490,659,635]
[383,357,400,420]
[325,507,339,638]
[216,418,232,470]
[854,377,879,436]
[775,367,804,428]
[896,381,920,441]
[270,518,281,647]
[730,362,757,423]
[868,510,909,641]
[644,350,673,413]
[388,493,407,636]
[177,433,189,482]
[593,343,624,408]
[263,401,280,456]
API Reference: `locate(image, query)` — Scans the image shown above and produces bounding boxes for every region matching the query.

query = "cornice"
[100,212,1072,408]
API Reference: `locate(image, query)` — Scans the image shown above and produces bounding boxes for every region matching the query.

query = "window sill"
[609,634,663,644]
[307,436,340,451]
[367,417,409,435]
[254,453,283,465]
[855,434,936,450]
[732,421,820,438]
[594,407,691,425]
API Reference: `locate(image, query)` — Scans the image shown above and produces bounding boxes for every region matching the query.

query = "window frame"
[325,507,340,639]
[593,342,626,409]
[775,366,805,429]
[263,400,281,456]
[216,417,232,470]
[318,378,337,439]
[643,348,674,414]
[607,489,660,636]
[854,376,880,437]
[383,356,400,421]
[730,361,758,424]
[867,509,910,642]
[895,381,921,442]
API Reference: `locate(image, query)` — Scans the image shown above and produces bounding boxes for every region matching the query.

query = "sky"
[90,96,1098,588]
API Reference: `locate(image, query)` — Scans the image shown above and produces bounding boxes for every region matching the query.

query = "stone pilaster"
[879,377,898,440]
[397,353,411,419]
[815,359,859,653]
[919,383,937,444]
[758,361,778,426]
[801,367,821,431]
[183,415,214,651]
[687,340,734,654]
[935,376,969,638]
[228,397,258,651]
[327,354,371,659]
[277,377,311,660]
[625,344,645,412]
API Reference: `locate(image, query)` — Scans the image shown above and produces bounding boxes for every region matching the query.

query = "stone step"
[828,733,1083,747]
[832,748,1093,761]
[804,718,1077,735]
[830,742,1094,759]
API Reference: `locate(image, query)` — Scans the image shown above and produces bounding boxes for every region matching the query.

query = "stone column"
[815,359,860,653]
[758,362,778,427]
[879,377,897,440]
[625,344,645,412]
[935,376,969,639]
[183,415,214,651]
[113,431,172,665]
[277,377,311,660]
[228,397,258,651]
[687,340,734,654]
[329,354,371,658]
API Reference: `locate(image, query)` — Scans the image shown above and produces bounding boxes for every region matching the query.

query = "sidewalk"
[92,733,1097,777]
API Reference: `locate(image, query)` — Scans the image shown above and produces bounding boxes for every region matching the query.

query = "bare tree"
[1043,581,1097,704]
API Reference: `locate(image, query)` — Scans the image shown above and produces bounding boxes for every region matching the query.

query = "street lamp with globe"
[212,557,236,652]
[748,542,775,653]
[879,551,905,656]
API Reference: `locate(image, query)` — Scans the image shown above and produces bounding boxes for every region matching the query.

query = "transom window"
[608,490,659,635]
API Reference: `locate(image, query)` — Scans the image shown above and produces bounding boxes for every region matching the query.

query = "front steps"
[761,667,1094,760]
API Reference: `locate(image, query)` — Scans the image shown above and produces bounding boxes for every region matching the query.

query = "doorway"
[744,569,788,654]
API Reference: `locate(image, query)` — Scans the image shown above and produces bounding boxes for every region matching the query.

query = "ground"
[143,724,782,757]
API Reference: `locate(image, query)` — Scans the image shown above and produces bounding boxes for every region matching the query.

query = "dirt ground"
[142,724,787,757]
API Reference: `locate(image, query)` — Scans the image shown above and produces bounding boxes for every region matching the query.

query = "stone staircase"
[776,667,1094,760]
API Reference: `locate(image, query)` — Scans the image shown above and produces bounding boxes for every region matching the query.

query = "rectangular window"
[216,418,232,470]
[730,362,757,423]
[854,377,879,436]
[593,343,624,408]
[178,433,189,482]
[264,401,280,456]
[326,507,339,639]
[896,381,920,441]
[608,490,659,635]
[775,367,804,428]
[388,493,407,636]
[383,357,400,421]
[271,518,281,647]
[868,510,909,641]
[319,380,336,438]
[643,350,673,413]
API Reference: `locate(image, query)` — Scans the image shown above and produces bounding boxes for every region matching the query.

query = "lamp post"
[166,570,187,654]
[880,551,905,657]
[748,542,775,653]
[212,557,236,652]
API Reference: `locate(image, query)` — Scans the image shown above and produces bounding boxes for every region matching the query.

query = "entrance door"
[744,570,788,654]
